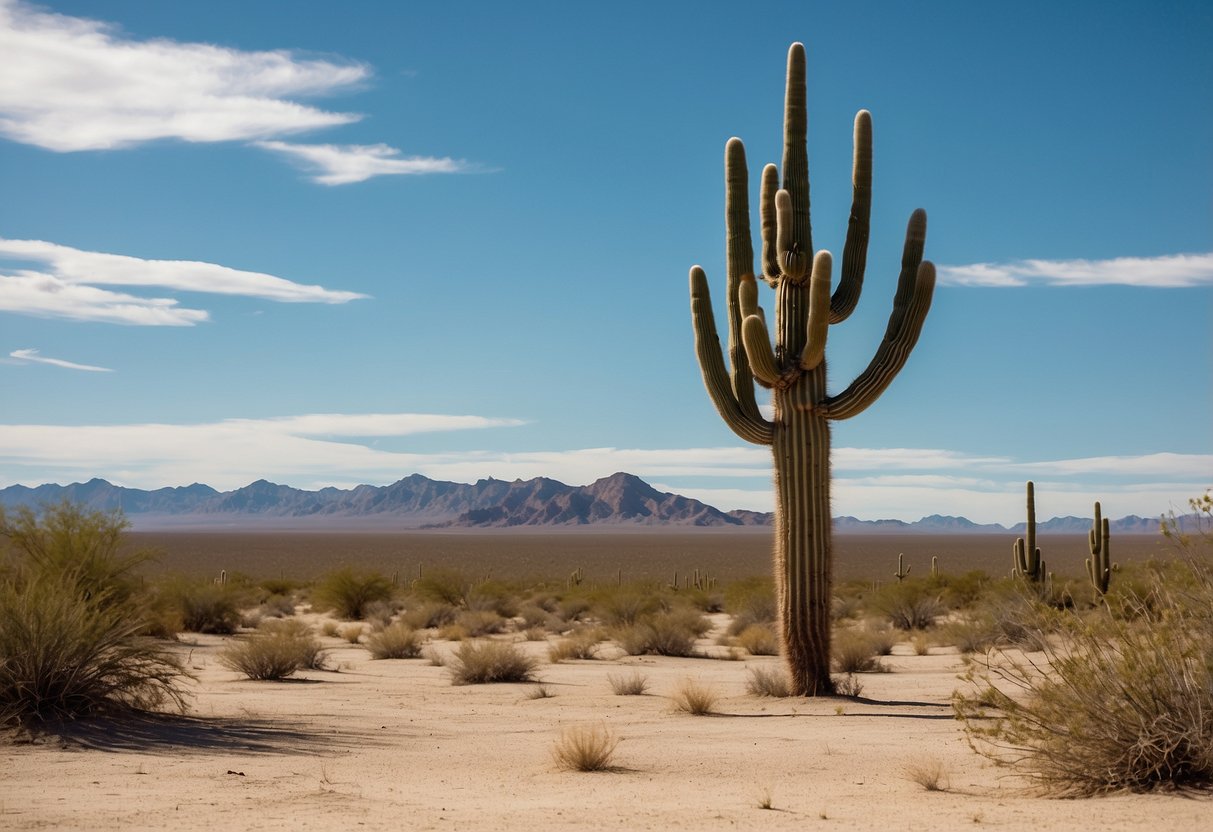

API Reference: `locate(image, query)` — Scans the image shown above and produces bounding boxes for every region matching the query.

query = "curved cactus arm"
[760,164,780,284]
[830,110,873,324]
[724,138,764,421]
[689,266,774,445]
[742,315,782,387]
[799,250,832,371]
[821,210,933,421]
[776,189,810,281]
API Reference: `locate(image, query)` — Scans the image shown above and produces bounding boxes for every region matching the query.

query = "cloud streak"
[9,348,112,372]
[937,252,1213,288]
[0,238,366,325]
[0,414,1204,523]
[0,0,365,152]
[255,141,471,185]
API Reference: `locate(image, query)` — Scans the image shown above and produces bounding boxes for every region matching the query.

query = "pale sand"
[2,619,1208,830]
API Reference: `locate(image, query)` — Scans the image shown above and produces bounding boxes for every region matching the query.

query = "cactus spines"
[688,43,935,695]
[1013,481,1045,583]
[1086,501,1116,594]
[894,553,911,583]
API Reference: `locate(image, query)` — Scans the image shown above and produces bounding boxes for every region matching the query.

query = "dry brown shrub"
[670,678,718,715]
[448,640,538,685]
[607,670,649,696]
[745,665,791,697]
[552,723,619,772]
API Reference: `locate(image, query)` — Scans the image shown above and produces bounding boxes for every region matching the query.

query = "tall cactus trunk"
[687,42,935,695]
[773,375,833,695]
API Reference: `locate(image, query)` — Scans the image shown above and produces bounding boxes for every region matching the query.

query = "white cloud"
[0,418,1204,524]
[9,347,112,372]
[254,141,470,185]
[0,237,365,325]
[0,0,366,152]
[937,252,1213,288]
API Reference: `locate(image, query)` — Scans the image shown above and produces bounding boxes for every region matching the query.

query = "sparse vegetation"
[220,628,323,680]
[903,756,949,791]
[831,629,889,674]
[313,567,394,620]
[734,623,779,656]
[745,665,792,698]
[365,623,424,659]
[551,723,619,772]
[548,630,603,662]
[447,639,538,685]
[607,670,649,696]
[670,678,719,715]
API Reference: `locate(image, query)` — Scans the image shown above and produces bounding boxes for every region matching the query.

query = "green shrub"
[313,568,393,620]
[0,572,189,725]
[872,579,944,630]
[366,623,424,659]
[221,629,321,680]
[448,640,538,685]
[413,569,472,607]
[166,580,242,634]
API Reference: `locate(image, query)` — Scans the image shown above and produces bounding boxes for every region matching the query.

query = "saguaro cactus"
[688,43,935,695]
[1085,501,1116,594]
[1012,481,1046,583]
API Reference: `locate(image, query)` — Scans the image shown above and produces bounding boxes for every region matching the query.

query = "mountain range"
[0,473,1170,534]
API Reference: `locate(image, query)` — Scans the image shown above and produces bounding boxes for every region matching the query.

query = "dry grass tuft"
[220,629,322,680]
[745,665,792,697]
[548,630,603,662]
[831,629,889,674]
[735,623,780,656]
[551,723,619,771]
[607,670,649,696]
[670,677,719,715]
[903,756,950,791]
[365,623,424,659]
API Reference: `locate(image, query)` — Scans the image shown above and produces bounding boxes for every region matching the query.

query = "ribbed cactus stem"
[1013,481,1044,582]
[1086,502,1115,594]
[687,42,935,695]
[894,552,911,582]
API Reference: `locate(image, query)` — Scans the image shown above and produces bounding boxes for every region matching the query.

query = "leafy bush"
[365,623,424,659]
[0,572,190,725]
[552,723,619,771]
[165,580,242,634]
[447,640,538,685]
[412,569,472,607]
[313,567,393,620]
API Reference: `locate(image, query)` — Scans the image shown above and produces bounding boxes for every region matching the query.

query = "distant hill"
[0,474,1173,534]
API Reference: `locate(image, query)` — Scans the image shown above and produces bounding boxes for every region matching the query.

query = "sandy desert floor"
[2,616,1209,831]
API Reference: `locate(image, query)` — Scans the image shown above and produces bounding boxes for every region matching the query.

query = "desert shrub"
[685,588,725,613]
[456,609,508,637]
[612,611,699,657]
[831,629,888,674]
[259,618,326,668]
[400,601,458,630]
[447,640,538,685]
[607,670,649,696]
[319,619,340,637]
[955,558,1213,795]
[746,665,791,698]
[872,580,944,630]
[465,579,520,617]
[936,570,994,610]
[313,567,394,620]
[937,613,1002,654]
[258,593,296,619]
[833,673,864,697]
[412,569,472,607]
[221,629,322,680]
[670,678,718,715]
[552,723,619,772]
[556,596,592,623]
[595,589,661,627]
[518,604,554,629]
[366,623,425,659]
[735,623,780,656]
[339,624,365,644]
[909,631,932,655]
[865,626,897,656]
[548,630,603,662]
[522,626,548,641]
[258,577,297,598]
[437,623,470,641]
[0,572,190,726]
[725,577,776,635]
[164,580,242,634]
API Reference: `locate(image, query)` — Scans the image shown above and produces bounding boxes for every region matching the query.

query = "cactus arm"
[724,138,764,420]
[830,110,872,324]
[821,210,933,421]
[760,164,780,284]
[689,266,774,445]
[799,250,832,371]
[781,43,812,257]
[742,315,782,387]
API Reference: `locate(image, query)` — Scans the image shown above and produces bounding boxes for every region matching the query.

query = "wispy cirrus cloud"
[0,237,366,326]
[0,0,366,152]
[937,252,1213,288]
[254,141,471,185]
[9,348,112,372]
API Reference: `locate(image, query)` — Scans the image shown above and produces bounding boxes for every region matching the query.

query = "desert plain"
[1,529,1207,831]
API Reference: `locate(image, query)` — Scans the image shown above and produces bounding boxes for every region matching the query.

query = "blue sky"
[0,0,1209,524]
